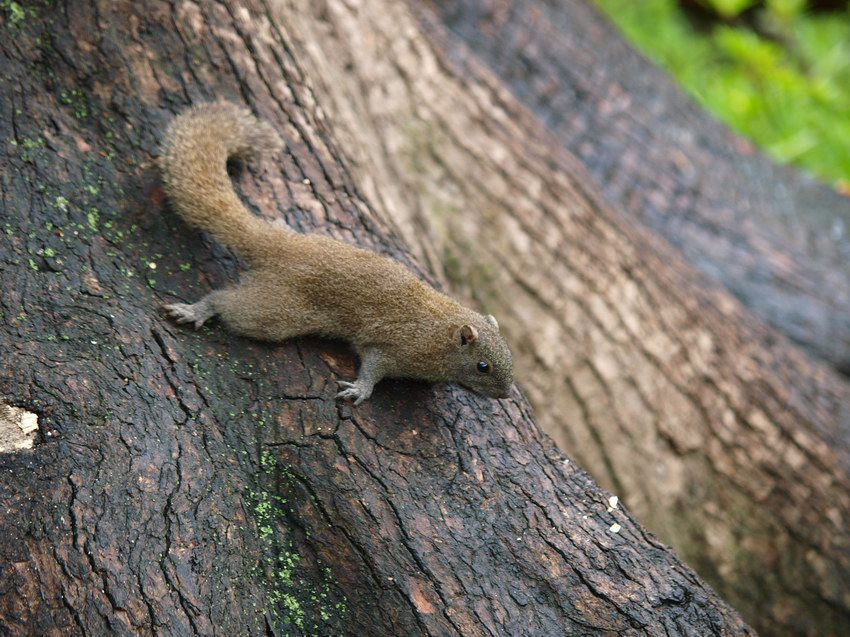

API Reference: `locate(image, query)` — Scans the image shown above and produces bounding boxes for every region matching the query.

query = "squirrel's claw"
[162,302,212,330]
[336,380,372,406]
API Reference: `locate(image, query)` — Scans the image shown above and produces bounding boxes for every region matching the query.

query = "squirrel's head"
[449,314,513,399]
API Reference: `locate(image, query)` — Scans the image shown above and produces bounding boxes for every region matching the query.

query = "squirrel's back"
[159,102,283,259]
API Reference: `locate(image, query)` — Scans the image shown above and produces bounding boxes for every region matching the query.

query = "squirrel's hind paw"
[162,302,213,330]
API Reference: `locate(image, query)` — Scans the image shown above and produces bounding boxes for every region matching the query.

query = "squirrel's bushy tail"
[160,102,284,259]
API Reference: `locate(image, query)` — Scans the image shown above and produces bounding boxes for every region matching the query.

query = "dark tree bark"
[262,1,850,634]
[429,0,850,374]
[0,2,752,636]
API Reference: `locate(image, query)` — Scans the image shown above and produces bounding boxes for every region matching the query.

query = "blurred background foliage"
[594,0,850,189]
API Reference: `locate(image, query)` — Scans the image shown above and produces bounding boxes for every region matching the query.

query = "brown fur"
[160,102,512,404]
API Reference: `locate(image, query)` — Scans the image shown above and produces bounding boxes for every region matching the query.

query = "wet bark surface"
[270,1,850,634]
[0,2,753,636]
[430,0,850,374]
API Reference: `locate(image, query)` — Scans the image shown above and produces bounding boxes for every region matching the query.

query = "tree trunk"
[272,1,850,634]
[0,1,752,636]
[431,0,850,374]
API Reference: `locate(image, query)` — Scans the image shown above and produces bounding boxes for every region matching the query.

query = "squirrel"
[159,102,513,405]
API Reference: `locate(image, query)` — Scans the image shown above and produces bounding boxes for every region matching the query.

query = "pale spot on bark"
[0,403,39,452]
[75,136,92,153]
[127,50,162,101]
[177,1,205,40]
[83,271,102,295]
[409,579,435,614]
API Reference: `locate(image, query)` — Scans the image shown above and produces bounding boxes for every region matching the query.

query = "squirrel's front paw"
[336,380,373,406]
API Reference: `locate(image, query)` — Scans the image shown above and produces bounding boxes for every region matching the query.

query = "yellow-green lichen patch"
[1,1,27,29]
[247,448,348,635]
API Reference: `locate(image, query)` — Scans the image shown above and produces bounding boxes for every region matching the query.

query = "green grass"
[594,0,850,188]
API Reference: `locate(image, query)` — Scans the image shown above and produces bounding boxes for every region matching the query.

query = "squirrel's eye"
[477,360,490,374]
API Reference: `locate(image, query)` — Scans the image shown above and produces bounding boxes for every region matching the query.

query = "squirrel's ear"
[457,324,479,347]
[486,314,499,330]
